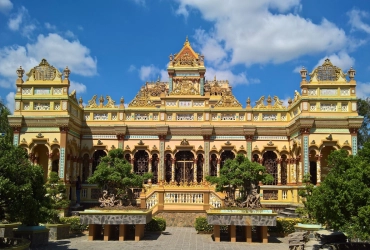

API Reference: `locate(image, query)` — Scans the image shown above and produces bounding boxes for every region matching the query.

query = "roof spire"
[184,35,190,46]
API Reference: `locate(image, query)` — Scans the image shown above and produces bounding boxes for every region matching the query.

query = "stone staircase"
[278,206,301,218]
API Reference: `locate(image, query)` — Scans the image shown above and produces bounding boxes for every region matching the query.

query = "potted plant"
[44,171,71,240]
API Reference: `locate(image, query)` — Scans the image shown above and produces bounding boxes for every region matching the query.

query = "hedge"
[268,218,303,235]
[60,216,88,233]
[195,216,213,232]
[145,217,166,231]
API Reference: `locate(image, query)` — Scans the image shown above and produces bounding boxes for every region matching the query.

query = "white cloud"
[0,0,13,14]
[8,6,25,31]
[0,34,97,89]
[205,67,249,86]
[26,33,97,76]
[132,0,145,6]
[64,30,76,38]
[77,25,83,31]
[347,9,370,34]
[128,65,136,72]
[194,29,227,66]
[176,0,348,66]
[293,65,304,73]
[357,82,370,99]
[69,81,87,94]
[315,51,355,71]
[5,92,15,113]
[45,22,56,30]
[139,65,161,81]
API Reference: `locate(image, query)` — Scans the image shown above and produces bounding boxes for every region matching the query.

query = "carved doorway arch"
[263,151,278,185]
[175,151,194,183]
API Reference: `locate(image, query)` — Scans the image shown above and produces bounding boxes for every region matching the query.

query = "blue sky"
[0,0,370,111]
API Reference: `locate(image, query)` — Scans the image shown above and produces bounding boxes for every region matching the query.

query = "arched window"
[210,154,217,176]
[92,150,106,175]
[134,150,149,175]
[263,151,278,185]
[196,154,203,183]
[165,154,172,183]
[220,150,235,168]
[151,154,159,184]
[309,150,317,185]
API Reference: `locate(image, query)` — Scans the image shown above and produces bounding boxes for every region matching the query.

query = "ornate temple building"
[8,38,363,208]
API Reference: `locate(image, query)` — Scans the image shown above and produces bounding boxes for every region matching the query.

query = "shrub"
[60,216,88,233]
[268,218,303,235]
[195,216,213,232]
[145,217,166,231]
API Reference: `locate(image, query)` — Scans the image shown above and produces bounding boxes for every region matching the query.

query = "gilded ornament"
[86,95,99,108]
[170,78,199,96]
[69,90,78,102]
[104,96,117,108]
[254,96,266,108]
[309,59,346,82]
[129,86,156,107]
[273,96,285,109]
[214,91,242,108]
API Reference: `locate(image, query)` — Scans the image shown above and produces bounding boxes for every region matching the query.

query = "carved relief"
[129,87,156,107]
[309,59,346,82]
[170,78,199,95]
[214,91,242,108]
[86,95,98,108]
[25,59,62,82]
[254,96,266,108]
[104,96,117,108]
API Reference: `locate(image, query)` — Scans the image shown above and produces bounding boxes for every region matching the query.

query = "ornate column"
[117,133,125,149]
[148,157,152,173]
[159,135,166,181]
[292,157,297,184]
[277,158,282,185]
[217,158,221,177]
[203,135,210,179]
[72,156,77,180]
[245,135,253,160]
[316,154,322,185]
[171,158,175,182]
[89,158,93,178]
[47,152,53,177]
[300,127,310,176]
[29,153,35,165]
[296,156,302,184]
[350,128,358,156]
[59,126,69,180]
[193,158,197,183]
[12,127,21,146]
[130,158,135,173]
[78,157,82,179]
[287,158,291,184]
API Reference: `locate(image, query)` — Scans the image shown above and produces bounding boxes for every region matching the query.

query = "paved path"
[41,227,289,250]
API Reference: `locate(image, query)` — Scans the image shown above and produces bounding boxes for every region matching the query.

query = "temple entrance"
[175,151,194,183]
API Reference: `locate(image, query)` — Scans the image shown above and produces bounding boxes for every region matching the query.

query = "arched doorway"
[165,154,172,183]
[321,146,335,181]
[281,154,288,185]
[210,154,217,176]
[263,151,278,185]
[33,144,49,181]
[175,151,194,183]
[151,154,159,184]
[309,150,317,185]
[220,150,235,168]
[92,150,106,175]
[134,150,149,175]
[196,154,203,183]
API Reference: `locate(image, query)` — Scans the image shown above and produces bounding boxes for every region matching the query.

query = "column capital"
[116,133,125,140]
[59,126,69,133]
[158,135,166,140]
[300,127,310,134]
[315,154,322,161]
[245,135,253,141]
[349,128,358,135]
[203,135,211,140]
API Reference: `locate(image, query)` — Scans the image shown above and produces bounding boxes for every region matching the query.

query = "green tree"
[45,171,69,223]
[357,98,370,147]
[206,154,274,207]
[305,144,370,240]
[0,138,51,226]
[297,173,317,223]
[88,148,152,205]
[0,100,13,143]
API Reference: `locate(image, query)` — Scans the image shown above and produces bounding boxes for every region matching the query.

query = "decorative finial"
[157,75,160,82]
[247,97,251,107]
[120,97,124,104]
[99,95,104,104]
[348,66,356,80]
[16,66,24,79]
[267,95,272,105]
[300,66,307,81]
[79,97,83,107]
[214,75,216,81]
[288,98,292,106]
[63,66,71,79]
[326,134,333,140]
[184,35,190,46]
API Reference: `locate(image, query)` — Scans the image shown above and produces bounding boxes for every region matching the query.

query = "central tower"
[167,37,206,95]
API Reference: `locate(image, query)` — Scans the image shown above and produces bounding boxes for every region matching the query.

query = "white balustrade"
[164,192,204,204]
[210,193,222,208]
[146,193,158,209]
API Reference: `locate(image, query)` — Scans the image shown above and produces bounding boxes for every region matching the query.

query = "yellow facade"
[8,38,363,207]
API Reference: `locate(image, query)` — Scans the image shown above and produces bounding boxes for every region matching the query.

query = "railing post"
[140,188,146,209]
[203,191,210,210]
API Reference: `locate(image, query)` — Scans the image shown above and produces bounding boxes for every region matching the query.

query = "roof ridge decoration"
[104,96,117,108]
[85,95,98,108]
[170,77,199,95]
[254,96,266,108]
[26,58,63,82]
[309,58,347,82]
[272,96,286,109]
[147,81,167,97]
[214,91,242,108]
[69,90,78,103]
[129,86,156,107]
